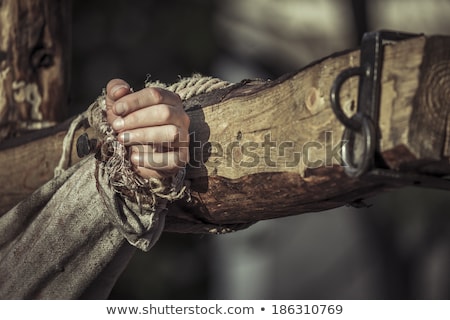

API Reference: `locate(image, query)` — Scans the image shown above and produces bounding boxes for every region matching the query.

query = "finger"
[112,104,190,131]
[118,125,190,147]
[129,144,189,180]
[112,87,182,117]
[130,149,188,171]
[130,145,189,163]
[106,78,132,109]
[133,167,177,179]
[129,142,190,179]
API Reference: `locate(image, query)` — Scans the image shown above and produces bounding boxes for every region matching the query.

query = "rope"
[164,74,231,100]
[54,113,87,177]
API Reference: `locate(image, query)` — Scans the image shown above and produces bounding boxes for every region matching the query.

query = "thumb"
[105,78,132,112]
[105,78,132,125]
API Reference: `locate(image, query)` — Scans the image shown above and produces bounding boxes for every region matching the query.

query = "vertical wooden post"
[0,0,71,140]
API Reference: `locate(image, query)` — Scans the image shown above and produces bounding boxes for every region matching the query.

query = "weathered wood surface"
[1,35,450,232]
[0,0,71,139]
[0,117,82,213]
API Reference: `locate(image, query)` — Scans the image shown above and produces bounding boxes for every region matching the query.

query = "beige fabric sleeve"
[0,157,152,298]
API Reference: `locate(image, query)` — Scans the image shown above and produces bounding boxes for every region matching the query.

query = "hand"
[105,78,190,180]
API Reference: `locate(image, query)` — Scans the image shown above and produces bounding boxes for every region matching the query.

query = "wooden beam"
[0,117,82,213]
[0,0,71,139]
[165,35,450,232]
[1,35,449,233]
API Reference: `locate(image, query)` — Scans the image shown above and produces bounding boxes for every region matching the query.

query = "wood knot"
[305,87,322,114]
[31,47,54,69]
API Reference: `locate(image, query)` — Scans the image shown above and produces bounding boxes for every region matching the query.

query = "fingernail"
[112,117,124,130]
[118,132,131,143]
[131,153,141,164]
[114,102,127,115]
[111,85,129,97]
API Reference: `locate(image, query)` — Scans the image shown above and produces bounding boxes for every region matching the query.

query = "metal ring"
[330,67,363,131]
[342,114,376,177]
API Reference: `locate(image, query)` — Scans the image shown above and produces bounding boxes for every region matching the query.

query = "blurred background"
[71,0,450,299]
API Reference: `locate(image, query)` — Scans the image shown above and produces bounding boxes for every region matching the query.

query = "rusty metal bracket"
[330,30,450,190]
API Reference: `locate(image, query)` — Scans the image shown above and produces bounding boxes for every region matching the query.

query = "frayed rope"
[88,93,187,209]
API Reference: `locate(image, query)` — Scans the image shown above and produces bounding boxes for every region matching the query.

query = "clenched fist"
[105,78,190,179]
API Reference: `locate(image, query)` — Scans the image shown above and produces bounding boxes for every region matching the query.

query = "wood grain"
[0,0,71,139]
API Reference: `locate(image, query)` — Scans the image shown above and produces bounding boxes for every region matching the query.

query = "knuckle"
[157,105,172,123]
[182,112,190,127]
[135,96,145,109]
[165,125,179,141]
[173,92,182,104]
[178,149,189,166]
[171,153,181,167]
[147,87,163,104]
[179,128,190,143]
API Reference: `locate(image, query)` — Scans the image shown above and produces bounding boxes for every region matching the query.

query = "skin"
[105,78,190,179]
